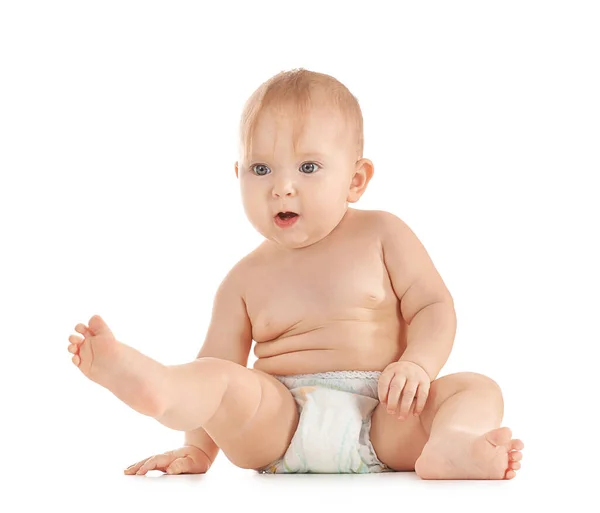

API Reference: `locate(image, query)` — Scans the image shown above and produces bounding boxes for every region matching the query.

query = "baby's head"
[235,68,374,250]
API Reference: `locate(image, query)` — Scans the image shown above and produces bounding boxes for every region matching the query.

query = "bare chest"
[244,232,396,343]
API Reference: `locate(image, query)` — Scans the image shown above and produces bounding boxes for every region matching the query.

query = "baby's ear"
[347,159,374,202]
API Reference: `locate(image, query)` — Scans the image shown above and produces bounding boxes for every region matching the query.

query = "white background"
[1,0,598,511]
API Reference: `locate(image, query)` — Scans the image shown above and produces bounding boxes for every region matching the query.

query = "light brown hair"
[238,68,364,164]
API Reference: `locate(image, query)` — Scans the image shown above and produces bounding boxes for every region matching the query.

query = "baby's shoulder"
[354,209,419,251]
[232,245,265,273]
[229,241,280,281]
[354,208,406,233]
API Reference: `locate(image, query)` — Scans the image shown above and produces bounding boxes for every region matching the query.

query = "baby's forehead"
[248,131,346,160]
[241,95,358,163]
[252,112,349,146]
[288,98,342,118]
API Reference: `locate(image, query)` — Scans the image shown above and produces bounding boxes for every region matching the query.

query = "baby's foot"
[67,315,168,418]
[68,315,118,381]
[414,427,524,480]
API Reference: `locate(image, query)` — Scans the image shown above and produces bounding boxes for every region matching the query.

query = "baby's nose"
[273,190,294,198]
[272,184,296,198]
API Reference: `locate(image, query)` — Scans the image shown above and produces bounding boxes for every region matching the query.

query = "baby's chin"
[269,226,341,250]
[269,234,316,250]
[251,210,349,249]
[261,226,316,250]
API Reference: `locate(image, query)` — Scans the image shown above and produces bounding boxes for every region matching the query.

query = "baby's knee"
[196,356,240,371]
[461,372,502,394]
[202,358,263,421]
[436,372,502,395]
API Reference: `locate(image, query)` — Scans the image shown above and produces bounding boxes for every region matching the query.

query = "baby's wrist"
[186,444,214,466]
[398,357,432,380]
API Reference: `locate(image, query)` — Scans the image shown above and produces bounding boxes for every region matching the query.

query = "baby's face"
[235,104,359,250]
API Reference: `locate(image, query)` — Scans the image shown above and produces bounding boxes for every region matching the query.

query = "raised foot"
[67,315,167,418]
[415,427,524,480]
[67,315,119,382]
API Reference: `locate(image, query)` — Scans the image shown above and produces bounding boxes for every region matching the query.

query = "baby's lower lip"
[274,214,300,228]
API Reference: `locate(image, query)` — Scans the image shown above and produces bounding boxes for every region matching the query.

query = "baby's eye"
[252,164,270,176]
[300,162,319,174]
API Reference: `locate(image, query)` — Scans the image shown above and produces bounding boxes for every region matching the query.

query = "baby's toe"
[505,469,516,480]
[69,334,84,345]
[508,461,521,471]
[509,451,522,462]
[68,344,78,354]
[511,439,524,451]
[74,324,90,336]
[72,354,81,366]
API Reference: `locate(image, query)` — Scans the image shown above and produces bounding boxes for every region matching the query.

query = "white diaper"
[255,371,392,474]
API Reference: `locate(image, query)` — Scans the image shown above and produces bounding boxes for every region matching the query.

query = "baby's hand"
[124,445,212,475]
[378,361,431,420]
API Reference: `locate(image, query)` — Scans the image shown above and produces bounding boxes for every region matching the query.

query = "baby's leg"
[371,372,524,479]
[158,357,300,470]
[68,315,299,469]
[415,372,524,479]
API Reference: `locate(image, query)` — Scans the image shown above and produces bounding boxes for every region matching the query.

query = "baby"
[67,68,524,479]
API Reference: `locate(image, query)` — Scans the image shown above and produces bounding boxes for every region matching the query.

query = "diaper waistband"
[273,370,381,380]
[271,370,382,400]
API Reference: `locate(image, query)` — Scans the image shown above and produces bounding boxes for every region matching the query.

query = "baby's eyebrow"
[250,152,327,160]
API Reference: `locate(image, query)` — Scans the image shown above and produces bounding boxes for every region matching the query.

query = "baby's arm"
[185,261,254,465]
[379,212,457,380]
[184,425,219,468]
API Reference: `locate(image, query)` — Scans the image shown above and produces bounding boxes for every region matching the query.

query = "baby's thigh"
[369,402,429,471]
[203,364,298,470]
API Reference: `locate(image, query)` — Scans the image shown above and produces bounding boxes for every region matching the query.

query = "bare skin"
[68,208,523,479]
[69,81,523,478]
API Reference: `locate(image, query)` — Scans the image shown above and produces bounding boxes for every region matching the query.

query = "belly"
[252,320,405,375]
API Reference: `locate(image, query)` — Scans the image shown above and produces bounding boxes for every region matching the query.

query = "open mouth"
[274,211,300,227]
[276,212,299,220]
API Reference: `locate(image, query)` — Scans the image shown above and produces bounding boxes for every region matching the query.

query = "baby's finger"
[166,456,193,475]
[124,457,152,475]
[137,456,167,475]
[413,382,430,416]
[135,456,161,475]
[136,453,175,475]
[386,376,406,415]
[377,371,394,404]
[398,381,418,419]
